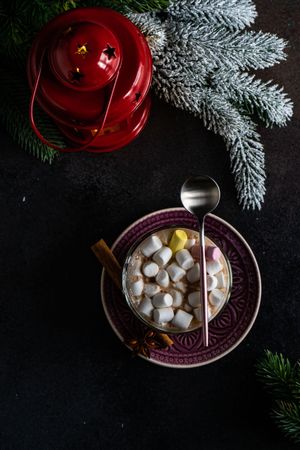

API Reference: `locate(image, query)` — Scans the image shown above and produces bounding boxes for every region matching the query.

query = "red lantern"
[27,8,152,153]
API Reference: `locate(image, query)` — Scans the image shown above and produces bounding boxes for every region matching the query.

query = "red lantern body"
[27,8,152,153]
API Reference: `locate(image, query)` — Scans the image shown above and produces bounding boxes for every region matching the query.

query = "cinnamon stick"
[92,240,174,351]
[156,333,174,347]
[91,239,122,290]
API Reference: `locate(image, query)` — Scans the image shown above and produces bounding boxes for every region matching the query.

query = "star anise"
[127,330,173,358]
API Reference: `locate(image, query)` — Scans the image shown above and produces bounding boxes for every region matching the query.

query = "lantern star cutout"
[69,67,84,82]
[103,44,116,60]
[76,43,89,58]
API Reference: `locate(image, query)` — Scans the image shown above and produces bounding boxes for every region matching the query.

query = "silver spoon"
[180,176,220,347]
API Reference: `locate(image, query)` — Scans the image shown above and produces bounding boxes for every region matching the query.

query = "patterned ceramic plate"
[100,208,261,368]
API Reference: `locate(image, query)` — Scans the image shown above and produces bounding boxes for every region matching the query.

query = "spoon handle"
[199,220,209,347]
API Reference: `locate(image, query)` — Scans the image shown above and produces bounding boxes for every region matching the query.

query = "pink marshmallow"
[205,246,222,261]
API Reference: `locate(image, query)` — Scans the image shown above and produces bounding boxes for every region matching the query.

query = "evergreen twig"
[0,66,61,163]
[257,350,300,444]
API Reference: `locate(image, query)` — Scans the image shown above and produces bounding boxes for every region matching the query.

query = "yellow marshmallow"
[169,229,188,254]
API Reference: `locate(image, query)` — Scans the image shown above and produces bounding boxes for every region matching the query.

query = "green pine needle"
[257,350,300,443]
[1,104,60,164]
[273,401,300,443]
[0,65,61,163]
[257,350,296,398]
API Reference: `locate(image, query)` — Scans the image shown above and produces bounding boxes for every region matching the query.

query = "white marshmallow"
[188,291,201,307]
[194,307,202,322]
[138,296,154,317]
[153,307,174,323]
[143,283,161,297]
[175,249,194,270]
[169,289,183,307]
[174,281,187,293]
[184,303,193,313]
[209,289,225,306]
[155,269,170,288]
[208,306,213,319]
[187,263,200,283]
[130,278,144,296]
[131,257,142,276]
[152,246,172,266]
[167,263,186,282]
[207,274,218,291]
[184,238,196,249]
[142,261,159,278]
[152,292,173,308]
[215,271,226,288]
[172,309,193,330]
[140,235,162,257]
[206,260,223,275]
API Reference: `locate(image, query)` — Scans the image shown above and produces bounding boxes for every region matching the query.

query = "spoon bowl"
[180,176,220,217]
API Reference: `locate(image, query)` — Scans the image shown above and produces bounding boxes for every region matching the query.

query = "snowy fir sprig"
[129,0,293,209]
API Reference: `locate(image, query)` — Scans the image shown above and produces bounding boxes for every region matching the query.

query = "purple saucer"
[100,208,261,368]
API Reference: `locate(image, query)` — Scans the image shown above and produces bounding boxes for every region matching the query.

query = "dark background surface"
[1,1,300,449]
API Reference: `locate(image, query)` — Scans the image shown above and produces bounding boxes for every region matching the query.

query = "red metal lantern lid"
[49,22,121,91]
[27,8,152,128]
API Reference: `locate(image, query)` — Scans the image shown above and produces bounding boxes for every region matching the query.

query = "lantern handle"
[29,48,121,152]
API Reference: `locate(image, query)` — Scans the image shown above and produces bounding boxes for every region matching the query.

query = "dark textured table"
[1,1,299,449]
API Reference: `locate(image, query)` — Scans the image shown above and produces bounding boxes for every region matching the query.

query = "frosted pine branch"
[166,23,287,71]
[200,94,266,209]
[168,0,257,31]
[200,93,266,209]
[212,71,294,127]
[129,1,293,210]
[151,72,266,208]
[227,121,265,209]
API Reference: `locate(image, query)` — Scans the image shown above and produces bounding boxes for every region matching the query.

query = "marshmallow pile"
[127,228,229,331]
